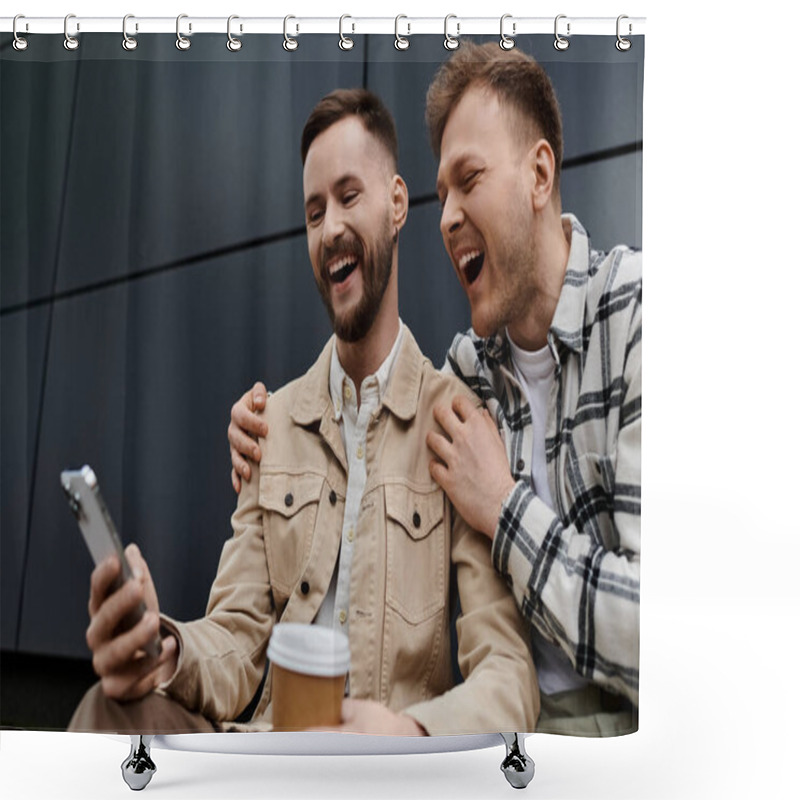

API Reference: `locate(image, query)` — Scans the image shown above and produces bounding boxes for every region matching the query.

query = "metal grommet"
[554,14,570,51]
[12,15,28,51]
[176,13,191,51]
[283,15,298,51]
[339,15,354,51]
[63,13,79,51]
[499,14,515,50]
[122,14,138,51]
[227,15,242,51]
[616,14,632,51]
[444,14,460,51]
[394,15,410,51]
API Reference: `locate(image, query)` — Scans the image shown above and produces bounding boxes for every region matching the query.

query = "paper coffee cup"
[267,623,350,731]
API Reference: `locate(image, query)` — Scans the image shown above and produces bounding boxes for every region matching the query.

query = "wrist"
[487,476,518,540]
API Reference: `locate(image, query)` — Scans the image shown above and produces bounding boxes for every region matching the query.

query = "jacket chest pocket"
[385,484,446,625]
[260,473,323,598]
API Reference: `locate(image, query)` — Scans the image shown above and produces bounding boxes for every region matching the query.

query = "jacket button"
[412,511,421,528]
[329,490,337,505]
[516,459,525,472]
[300,581,310,595]
[285,493,294,507]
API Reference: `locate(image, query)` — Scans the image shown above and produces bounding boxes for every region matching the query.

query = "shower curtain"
[1,23,644,737]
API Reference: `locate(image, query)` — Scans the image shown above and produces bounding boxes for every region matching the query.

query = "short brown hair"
[301,88,399,171]
[425,41,563,185]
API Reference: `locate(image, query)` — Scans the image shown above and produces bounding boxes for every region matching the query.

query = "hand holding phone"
[62,466,177,700]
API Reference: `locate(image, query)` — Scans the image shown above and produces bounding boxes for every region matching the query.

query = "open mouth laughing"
[458,249,485,285]
[328,254,359,285]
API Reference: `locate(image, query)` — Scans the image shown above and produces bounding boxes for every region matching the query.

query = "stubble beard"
[476,211,538,339]
[317,215,394,344]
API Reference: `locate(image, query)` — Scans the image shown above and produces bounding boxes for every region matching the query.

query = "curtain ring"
[394,15,410,51]
[554,14,570,50]
[444,14,460,51]
[283,15,298,51]
[176,13,191,50]
[499,14,515,50]
[339,15,354,51]
[64,13,79,51]
[122,14,138,51]
[12,14,28,51]
[616,15,632,51]
[227,15,242,51]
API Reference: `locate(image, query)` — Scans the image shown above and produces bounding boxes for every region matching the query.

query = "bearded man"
[230,44,641,737]
[68,88,537,738]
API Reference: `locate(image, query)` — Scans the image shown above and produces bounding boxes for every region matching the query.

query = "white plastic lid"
[267,623,350,678]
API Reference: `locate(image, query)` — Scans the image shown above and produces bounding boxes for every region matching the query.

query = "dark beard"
[316,219,394,343]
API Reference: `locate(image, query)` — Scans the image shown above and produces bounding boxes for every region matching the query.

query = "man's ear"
[526,139,557,212]
[391,174,410,234]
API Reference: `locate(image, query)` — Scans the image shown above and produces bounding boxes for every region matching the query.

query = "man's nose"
[439,193,463,237]
[322,205,346,247]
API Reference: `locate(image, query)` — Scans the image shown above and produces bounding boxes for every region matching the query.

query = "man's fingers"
[99,635,176,702]
[231,467,241,495]
[114,665,162,702]
[124,544,160,614]
[88,556,121,617]
[251,382,267,410]
[92,610,160,679]
[426,430,452,466]
[228,420,263,463]
[451,394,478,422]
[432,402,461,440]
[231,400,269,440]
[86,578,144,652]
[429,460,447,490]
[230,446,252,482]
[124,543,147,582]
[102,653,160,701]
[339,698,358,724]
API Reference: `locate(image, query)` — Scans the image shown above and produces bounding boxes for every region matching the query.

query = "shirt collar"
[291,322,423,428]
[548,213,591,355]
[329,322,405,421]
[483,213,591,367]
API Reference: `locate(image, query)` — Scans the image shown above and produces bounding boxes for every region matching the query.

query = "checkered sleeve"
[492,286,641,705]
[444,222,642,706]
[492,475,639,705]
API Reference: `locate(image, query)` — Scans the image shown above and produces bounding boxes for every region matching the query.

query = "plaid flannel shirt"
[444,215,641,705]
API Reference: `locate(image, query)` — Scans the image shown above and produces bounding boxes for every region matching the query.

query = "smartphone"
[61,465,162,659]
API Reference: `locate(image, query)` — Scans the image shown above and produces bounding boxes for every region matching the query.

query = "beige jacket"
[163,328,538,735]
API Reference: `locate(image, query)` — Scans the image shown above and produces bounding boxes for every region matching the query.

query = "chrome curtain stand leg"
[121,734,157,791]
[500,732,535,789]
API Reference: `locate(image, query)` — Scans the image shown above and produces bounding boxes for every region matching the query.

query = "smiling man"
[424,42,641,735]
[229,44,641,738]
[69,88,537,738]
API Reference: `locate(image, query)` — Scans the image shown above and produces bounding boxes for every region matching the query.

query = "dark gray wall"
[1,33,644,659]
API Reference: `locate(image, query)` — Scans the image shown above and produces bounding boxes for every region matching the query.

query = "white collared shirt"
[314,323,405,636]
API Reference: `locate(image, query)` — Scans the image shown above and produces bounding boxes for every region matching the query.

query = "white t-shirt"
[508,330,591,696]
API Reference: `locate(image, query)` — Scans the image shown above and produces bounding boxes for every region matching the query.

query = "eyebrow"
[304,173,361,211]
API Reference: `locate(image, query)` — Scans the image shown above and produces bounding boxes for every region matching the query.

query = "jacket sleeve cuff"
[157,614,186,693]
